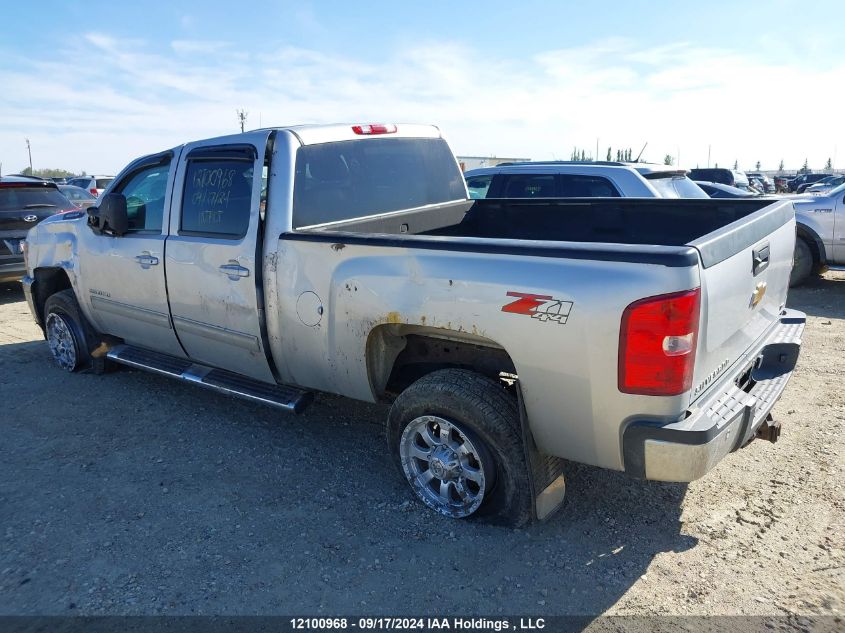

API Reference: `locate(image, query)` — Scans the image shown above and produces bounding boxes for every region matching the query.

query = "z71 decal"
[501,292,574,324]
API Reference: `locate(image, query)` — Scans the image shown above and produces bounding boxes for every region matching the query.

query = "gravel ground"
[0,274,842,617]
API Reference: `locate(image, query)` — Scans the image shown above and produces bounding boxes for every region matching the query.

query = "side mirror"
[90,193,128,236]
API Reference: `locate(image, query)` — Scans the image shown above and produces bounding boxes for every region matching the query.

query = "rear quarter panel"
[270,239,700,471]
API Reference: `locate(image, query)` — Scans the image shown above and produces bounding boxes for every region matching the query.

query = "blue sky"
[2,0,843,174]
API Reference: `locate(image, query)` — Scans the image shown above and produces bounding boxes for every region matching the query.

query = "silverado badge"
[751,281,767,308]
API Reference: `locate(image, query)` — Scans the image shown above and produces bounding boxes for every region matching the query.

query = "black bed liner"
[283,198,793,269]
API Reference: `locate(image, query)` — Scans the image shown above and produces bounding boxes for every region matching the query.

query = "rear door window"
[495,174,556,198]
[292,138,466,228]
[180,155,254,238]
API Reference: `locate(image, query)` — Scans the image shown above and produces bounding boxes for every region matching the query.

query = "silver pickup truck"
[22,124,806,526]
[791,181,845,285]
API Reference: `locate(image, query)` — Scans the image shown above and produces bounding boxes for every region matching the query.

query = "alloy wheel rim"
[46,312,77,371]
[399,415,490,518]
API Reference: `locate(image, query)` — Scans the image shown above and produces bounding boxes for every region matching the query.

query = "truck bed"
[296,197,792,271]
[301,197,776,246]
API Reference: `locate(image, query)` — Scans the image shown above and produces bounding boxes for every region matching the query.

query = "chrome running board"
[106,344,313,413]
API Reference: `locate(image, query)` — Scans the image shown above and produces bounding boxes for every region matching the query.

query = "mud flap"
[516,382,567,522]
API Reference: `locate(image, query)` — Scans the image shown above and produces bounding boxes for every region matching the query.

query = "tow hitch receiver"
[755,413,781,443]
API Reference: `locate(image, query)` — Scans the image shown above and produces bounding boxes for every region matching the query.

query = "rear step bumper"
[622,308,806,482]
[106,344,313,413]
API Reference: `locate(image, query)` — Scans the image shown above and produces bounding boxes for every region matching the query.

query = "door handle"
[135,252,159,268]
[219,262,250,280]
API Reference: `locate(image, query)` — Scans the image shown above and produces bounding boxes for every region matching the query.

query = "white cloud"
[171,40,230,55]
[1,33,844,174]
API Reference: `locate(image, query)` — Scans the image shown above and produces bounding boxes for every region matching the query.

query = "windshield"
[59,186,96,201]
[825,182,845,197]
[646,175,709,199]
[0,186,72,211]
[292,137,467,228]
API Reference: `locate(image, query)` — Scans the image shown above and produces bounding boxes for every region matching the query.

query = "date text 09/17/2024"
[289,617,547,630]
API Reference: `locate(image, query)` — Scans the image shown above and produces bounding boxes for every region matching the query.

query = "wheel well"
[32,267,72,327]
[796,225,825,267]
[367,326,517,401]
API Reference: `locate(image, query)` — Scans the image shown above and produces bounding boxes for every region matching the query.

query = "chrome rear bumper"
[623,309,806,482]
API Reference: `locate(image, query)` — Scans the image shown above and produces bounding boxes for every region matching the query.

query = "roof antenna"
[634,142,648,163]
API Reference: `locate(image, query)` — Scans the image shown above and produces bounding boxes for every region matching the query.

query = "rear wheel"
[387,369,533,526]
[790,238,814,287]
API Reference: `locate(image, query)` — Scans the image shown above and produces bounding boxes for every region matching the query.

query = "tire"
[790,238,814,287]
[387,368,533,527]
[43,289,107,374]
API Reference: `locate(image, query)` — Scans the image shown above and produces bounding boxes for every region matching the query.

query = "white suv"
[464,162,708,199]
[67,175,115,198]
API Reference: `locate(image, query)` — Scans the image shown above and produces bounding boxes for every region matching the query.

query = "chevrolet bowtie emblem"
[751,281,767,307]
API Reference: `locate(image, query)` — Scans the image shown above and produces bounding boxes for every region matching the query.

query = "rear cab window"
[292,138,466,228]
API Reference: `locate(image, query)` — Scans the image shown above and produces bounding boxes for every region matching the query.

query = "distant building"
[456,156,531,172]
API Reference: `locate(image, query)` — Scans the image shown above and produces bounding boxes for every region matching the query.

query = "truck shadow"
[0,337,692,617]
[0,282,24,306]
[787,272,845,319]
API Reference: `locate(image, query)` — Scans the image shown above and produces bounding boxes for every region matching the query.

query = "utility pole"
[236,109,248,133]
[707,145,711,168]
[25,138,33,173]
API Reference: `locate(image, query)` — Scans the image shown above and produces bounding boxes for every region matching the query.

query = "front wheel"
[43,290,100,372]
[790,238,814,287]
[387,369,533,526]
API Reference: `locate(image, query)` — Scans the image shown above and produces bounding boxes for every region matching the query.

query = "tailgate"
[688,200,795,403]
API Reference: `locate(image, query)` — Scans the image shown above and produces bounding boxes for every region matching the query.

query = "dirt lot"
[0,274,842,617]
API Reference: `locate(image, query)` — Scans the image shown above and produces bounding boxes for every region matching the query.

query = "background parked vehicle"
[747,176,766,193]
[0,176,78,282]
[695,181,759,198]
[788,173,828,193]
[688,168,751,191]
[67,175,114,197]
[58,184,98,209]
[791,181,845,285]
[746,172,775,193]
[805,175,845,195]
[465,162,708,199]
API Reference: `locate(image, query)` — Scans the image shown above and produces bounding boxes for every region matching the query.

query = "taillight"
[90,188,99,196]
[618,288,701,396]
[352,124,397,135]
